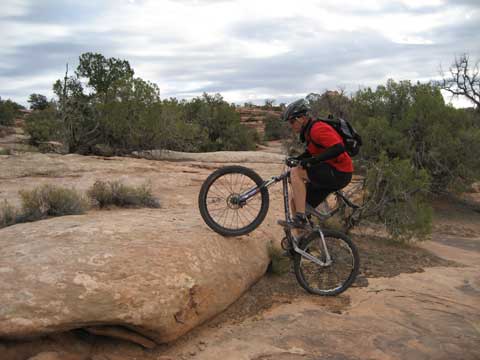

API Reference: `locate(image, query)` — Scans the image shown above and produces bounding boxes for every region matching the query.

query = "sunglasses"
[289,116,300,124]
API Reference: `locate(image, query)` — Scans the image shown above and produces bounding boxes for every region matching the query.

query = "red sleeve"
[310,122,343,147]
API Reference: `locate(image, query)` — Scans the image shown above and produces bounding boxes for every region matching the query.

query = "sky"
[1,0,479,108]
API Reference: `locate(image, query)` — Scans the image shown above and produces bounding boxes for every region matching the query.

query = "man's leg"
[289,197,296,217]
[290,166,309,215]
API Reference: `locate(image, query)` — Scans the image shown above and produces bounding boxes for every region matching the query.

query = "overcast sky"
[1,0,479,107]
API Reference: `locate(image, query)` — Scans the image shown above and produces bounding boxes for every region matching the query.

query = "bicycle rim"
[294,231,359,295]
[199,166,269,236]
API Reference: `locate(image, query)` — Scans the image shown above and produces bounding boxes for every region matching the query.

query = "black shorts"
[306,163,352,207]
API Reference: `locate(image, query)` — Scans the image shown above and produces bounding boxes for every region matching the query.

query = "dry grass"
[0,200,17,228]
[19,184,89,222]
[87,180,160,209]
[0,181,160,229]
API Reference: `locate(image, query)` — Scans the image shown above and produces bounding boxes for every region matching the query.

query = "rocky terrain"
[0,137,479,360]
[236,106,282,137]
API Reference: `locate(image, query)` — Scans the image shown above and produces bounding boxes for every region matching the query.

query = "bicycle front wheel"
[294,229,359,296]
[198,165,269,236]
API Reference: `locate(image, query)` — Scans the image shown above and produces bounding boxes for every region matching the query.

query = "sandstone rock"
[85,326,156,348]
[27,352,84,360]
[131,149,284,164]
[91,144,115,157]
[0,209,271,345]
[471,182,480,193]
[38,141,67,154]
[27,352,62,360]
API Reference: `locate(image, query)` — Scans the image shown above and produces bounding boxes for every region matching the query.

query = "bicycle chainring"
[280,236,292,250]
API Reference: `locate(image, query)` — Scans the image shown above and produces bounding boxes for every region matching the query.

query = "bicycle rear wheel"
[198,165,269,236]
[294,229,359,296]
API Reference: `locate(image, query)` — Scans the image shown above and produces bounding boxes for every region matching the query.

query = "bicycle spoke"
[298,236,355,293]
[201,169,268,234]
[238,173,246,194]
[208,206,229,212]
[237,208,251,228]
[235,209,239,229]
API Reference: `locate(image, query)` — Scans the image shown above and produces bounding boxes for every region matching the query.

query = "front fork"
[289,228,332,267]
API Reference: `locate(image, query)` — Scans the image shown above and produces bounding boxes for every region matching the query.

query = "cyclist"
[283,99,353,228]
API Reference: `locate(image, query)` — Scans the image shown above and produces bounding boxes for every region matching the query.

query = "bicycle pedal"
[277,219,290,228]
[277,219,310,229]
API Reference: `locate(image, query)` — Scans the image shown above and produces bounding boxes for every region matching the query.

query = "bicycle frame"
[238,169,359,224]
[238,168,338,266]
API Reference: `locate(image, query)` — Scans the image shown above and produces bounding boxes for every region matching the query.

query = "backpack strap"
[303,119,325,149]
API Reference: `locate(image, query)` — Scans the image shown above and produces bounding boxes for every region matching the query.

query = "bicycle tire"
[198,165,269,236]
[293,229,359,296]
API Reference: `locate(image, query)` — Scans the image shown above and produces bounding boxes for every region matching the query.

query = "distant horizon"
[2,74,474,110]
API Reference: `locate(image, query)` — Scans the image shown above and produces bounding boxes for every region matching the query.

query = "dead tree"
[440,54,480,111]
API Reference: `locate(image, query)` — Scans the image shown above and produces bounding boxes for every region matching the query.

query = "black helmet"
[282,99,310,122]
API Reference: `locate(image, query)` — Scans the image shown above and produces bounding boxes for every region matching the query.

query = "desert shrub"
[24,106,63,145]
[185,93,256,151]
[0,99,17,126]
[19,185,88,221]
[52,53,256,153]
[0,147,12,155]
[28,93,49,111]
[0,200,17,228]
[87,180,160,208]
[267,242,291,275]
[306,90,352,119]
[0,125,16,138]
[263,113,287,141]
[352,80,480,193]
[360,153,432,242]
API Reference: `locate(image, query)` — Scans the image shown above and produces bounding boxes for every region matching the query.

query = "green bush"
[0,100,17,126]
[263,113,287,141]
[185,93,256,151]
[87,180,160,208]
[361,153,432,242]
[0,147,12,155]
[24,106,63,145]
[52,53,257,153]
[352,80,480,193]
[19,184,88,222]
[0,200,17,228]
[267,242,291,275]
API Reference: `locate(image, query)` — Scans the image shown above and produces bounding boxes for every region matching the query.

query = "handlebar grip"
[286,157,299,167]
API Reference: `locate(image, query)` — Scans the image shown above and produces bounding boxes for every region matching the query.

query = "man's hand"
[286,157,300,168]
[299,159,311,169]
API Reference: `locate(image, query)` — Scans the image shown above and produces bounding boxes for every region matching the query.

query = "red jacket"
[306,121,354,173]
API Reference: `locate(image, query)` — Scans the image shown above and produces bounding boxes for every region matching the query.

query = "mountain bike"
[198,158,360,296]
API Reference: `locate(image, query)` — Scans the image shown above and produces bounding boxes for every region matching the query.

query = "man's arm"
[296,150,312,160]
[300,143,345,167]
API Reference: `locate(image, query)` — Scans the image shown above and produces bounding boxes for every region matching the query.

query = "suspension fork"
[238,174,285,203]
[283,173,292,222]
[290,229,332,266]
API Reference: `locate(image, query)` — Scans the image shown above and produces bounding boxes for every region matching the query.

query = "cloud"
[1,0,479,106]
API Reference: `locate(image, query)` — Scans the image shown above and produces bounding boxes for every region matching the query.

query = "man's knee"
[291,167,307,181]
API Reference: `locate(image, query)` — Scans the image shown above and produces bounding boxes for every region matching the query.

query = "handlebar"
[285,157,300,168]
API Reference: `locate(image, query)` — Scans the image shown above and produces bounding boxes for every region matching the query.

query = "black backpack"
[306,116,362,157]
